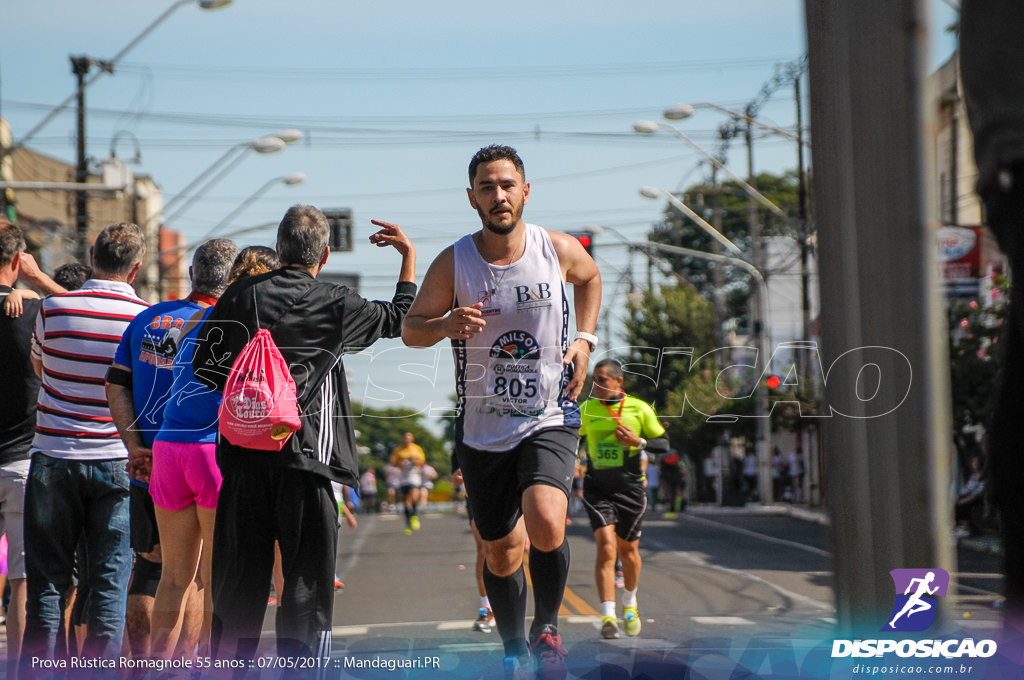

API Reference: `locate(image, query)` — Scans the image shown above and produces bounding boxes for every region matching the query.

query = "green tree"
[351,403,450,476]
[647,170,802,330]
[620,283,727,457]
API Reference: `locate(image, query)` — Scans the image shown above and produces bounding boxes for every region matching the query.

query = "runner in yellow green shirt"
[579,359,669,640]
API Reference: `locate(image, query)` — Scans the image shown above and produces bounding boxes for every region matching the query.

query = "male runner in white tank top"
[402,145,601,679]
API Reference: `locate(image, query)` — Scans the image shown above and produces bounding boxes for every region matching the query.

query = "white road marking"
[438,642,503,652]
[333,616,600,638]
[332,626,370,636]
[692,616,756,626]
[682,513,831,557]
[644,538,834,613]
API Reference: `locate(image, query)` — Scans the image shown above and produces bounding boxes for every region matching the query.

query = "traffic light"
[323,208,353,252]
[568,231,594,257]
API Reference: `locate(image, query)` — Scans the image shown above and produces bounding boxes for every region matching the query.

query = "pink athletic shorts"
[150,440,222,510]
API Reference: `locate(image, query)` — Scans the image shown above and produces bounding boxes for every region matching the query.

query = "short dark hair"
[0,221,26,269]
[594,358,624,380]
[276,205,330,268]
[468,145,526,186]
[92,223,145,277]
[228,245,280,284]
[52,263,92,291]
[191,238,239,297]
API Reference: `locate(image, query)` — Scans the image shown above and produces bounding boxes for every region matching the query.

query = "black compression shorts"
[457,425,578,542]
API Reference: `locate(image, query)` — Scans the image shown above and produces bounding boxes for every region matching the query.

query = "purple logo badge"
[883,568,949,632]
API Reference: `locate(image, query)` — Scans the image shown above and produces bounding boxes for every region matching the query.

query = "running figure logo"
[883,568,949,632]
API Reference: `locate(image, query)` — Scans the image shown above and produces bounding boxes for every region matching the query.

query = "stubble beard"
[477,204,522,236]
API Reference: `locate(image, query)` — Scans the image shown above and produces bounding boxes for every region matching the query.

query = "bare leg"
[126,546,161,660]
[150,506,202,659]
[617,537,642,593]
[593,525,617,604]
[6,578,26,677]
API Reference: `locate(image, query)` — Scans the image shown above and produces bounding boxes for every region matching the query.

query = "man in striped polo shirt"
[23,222,149,664]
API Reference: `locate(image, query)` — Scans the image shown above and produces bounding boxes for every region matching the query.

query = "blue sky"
[1,1,959,419]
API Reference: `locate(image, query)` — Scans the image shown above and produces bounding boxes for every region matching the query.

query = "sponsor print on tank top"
[453,224,570,447]
[482,329,545,419]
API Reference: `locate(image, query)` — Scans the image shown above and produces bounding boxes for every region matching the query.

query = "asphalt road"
[250,505,1005,679]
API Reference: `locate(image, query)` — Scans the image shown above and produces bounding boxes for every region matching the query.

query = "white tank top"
[452,224,580,451]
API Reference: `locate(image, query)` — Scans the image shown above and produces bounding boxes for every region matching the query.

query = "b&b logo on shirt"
[514,282,553,312]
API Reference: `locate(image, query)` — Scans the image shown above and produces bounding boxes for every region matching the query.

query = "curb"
[687,502,831,526]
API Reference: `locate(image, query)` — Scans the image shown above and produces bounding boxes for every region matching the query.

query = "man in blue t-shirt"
[106,238,238,659]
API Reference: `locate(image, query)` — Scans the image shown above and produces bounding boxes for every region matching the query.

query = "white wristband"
[574,331,598,351]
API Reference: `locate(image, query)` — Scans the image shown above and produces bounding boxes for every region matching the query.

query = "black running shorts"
[130,482,159,554]
[582,482,648,542]
[456,425,579,542]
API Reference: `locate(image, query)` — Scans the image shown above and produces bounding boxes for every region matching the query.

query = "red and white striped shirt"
[30,279,149,460]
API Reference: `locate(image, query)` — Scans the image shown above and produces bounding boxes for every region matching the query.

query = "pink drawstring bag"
[218,327,301,451]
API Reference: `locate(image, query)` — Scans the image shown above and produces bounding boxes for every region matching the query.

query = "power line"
[5,98,768,133]
[112,55,799,82]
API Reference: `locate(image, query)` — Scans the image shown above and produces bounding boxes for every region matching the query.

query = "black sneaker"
[530,624,568,680]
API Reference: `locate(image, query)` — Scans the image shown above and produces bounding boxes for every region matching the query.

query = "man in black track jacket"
[192,205,416,668]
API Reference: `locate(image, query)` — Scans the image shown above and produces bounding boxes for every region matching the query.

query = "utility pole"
[804,0,952,634]
[71,55,91,263]
[795,73,813,386]
[709,165,728,352]
[744,110,772,504]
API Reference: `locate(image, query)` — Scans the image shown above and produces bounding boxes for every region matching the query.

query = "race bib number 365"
[593,440,625,469]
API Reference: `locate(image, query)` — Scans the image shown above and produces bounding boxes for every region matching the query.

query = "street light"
[637,186,775,504]
[150,130,302,228]
[193,172,307,246]
[663,99,815,403]
[663,103,807,146]
[633,120,789,222]
[157,221,279,259]
[634,188,770,342]
[585,222,769,336]
[160,172,305,297]
[639,186,744,258]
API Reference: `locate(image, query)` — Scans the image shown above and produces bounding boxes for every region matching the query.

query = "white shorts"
[0,459,32,579]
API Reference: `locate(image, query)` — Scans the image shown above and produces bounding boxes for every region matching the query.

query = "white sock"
[601,600,616,618]
[480,596,491,611]
[622,588,638,609]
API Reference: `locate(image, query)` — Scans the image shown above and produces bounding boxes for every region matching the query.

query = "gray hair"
[92,223,145,277]
[276,204,330,267]
[191,238,239,297]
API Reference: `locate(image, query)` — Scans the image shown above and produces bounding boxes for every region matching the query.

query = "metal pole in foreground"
[804,0,953,634]
[72,56,91,263]
[742,112,772,505]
